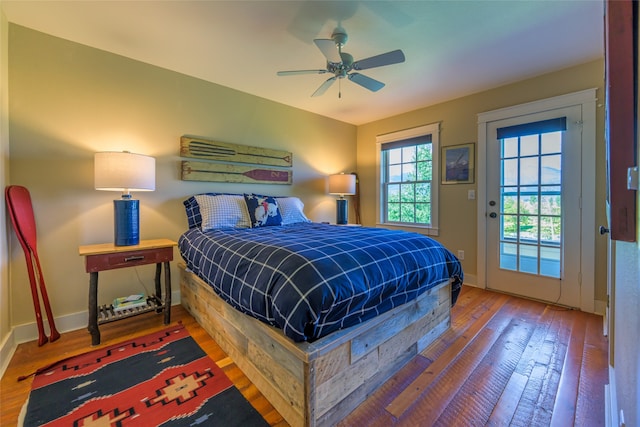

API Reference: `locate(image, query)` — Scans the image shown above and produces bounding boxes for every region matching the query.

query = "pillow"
[244,194,283,227]
[277,197,311,225]
[194,194,251,230]
[184,195,203,229]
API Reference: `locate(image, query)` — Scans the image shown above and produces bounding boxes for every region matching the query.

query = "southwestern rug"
[20,324,269,426]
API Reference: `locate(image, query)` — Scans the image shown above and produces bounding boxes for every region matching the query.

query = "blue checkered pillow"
[277,197,311,225]
[244,194,283,227]
[194,194,251,230]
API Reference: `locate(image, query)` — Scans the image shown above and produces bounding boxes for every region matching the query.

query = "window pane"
[416,160,432,181]
[500,242,517,271]
[540,194,561,215]
[502,137,518,158]
[502,159,518,186]
[402,163,416,181]
[400,203,415,222]
[541,154,561,185]
[388,184,400,202]
[519,193,539,216]
[388,148,402,164]
[541,132,561,154]
[519,215,538,242]
[502,214,518,240]
[387,202,400,221]
[540,246,560,278]
[401,184,415,202]
[417,144,432,161]
[416,183,430,202]
[520,157,538,186]
[519,244,538,274]
[540,216,561,244]
[389,165,402,182]
[501,194,518,214]
[520,135,539,156]
[416,203,431,223]
[402,146,416,162]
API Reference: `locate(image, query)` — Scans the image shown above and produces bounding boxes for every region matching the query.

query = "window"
[377,123,440,232]
[496,117,566,278]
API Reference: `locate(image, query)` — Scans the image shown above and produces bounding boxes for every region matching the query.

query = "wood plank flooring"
[0,286,608,426]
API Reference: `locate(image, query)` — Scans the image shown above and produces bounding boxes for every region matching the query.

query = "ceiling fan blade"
[314,39,342,63]
[277,69,328,76]
[353,49,405,70]
[311,76,337,97]
[348,73,385,92]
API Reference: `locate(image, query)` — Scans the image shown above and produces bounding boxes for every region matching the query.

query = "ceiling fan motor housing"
[331,31,348,47]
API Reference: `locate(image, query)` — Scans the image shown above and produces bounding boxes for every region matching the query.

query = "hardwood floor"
[0,286,608,426]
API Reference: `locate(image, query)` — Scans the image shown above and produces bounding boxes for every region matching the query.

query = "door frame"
[476,89,597,312]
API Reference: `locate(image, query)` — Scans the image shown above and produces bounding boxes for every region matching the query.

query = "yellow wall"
[1,11,10,343]
[6,24,356,327]
[3,23,607,343]
[357,59,607,301]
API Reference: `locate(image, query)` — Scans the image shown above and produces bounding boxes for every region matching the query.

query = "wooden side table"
[79,239,177,345]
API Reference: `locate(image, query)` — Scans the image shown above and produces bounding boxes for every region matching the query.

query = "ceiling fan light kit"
[277,29,405,98]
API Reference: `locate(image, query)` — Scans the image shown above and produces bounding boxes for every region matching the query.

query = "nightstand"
[79,238,177,345]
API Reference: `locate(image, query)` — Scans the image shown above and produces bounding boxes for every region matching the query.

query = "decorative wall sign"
[181,136,293,167]
[182,161,292,184]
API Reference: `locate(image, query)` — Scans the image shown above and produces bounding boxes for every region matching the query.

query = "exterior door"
[485,105,582,307]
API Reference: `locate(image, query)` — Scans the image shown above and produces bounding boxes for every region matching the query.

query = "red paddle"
[5,186,60,345]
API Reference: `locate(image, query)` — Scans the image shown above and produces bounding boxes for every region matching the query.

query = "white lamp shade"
[329,173,356,196]
[94,151,156,192]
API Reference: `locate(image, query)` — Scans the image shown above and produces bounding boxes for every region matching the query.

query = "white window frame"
[376,122,440,235]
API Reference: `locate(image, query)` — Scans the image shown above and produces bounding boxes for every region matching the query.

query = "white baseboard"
[0,290,181,378]
[461,273,477,288]
[595,299,607,316]
[0,329,17,380]
[606,365,619,427]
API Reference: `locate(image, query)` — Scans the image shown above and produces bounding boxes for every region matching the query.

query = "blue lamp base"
[114,198,139,246]
[336,199,348,225]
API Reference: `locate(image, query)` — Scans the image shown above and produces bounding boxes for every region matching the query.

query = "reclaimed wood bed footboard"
[179,262,451,427]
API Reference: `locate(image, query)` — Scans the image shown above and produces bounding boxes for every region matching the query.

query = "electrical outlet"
[457,250,464,260]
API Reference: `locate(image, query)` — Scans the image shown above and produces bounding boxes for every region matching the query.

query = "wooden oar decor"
[180,136,293,184]
[181,136,292,167]
[182,161,292,184]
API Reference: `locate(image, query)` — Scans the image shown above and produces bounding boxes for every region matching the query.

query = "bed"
[178,193,463,426]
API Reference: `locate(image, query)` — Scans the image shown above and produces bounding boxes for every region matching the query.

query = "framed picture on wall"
[442,143,475,184]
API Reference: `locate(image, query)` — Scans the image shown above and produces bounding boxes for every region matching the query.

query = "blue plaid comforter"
[179,223,463,342]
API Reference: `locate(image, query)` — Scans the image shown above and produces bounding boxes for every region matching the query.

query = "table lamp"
[329,173,356,225]
[94,151,155,246]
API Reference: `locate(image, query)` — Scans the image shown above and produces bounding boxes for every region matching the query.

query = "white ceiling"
[2,1,604,126]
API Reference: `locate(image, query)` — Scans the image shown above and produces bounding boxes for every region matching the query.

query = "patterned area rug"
[21,324,269,426]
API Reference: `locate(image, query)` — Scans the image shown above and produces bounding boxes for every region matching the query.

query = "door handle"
[489,212,497,218]
[599,225,610,235]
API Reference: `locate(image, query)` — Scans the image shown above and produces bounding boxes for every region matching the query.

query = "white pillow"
[194,194,251,230]
[277,197,311,225]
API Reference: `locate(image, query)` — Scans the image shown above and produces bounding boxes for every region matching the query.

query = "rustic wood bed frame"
[179,263,452,427]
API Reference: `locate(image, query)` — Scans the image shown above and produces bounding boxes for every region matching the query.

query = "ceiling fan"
[277,29,405,98]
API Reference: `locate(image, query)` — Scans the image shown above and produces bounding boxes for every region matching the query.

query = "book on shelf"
[112,294,148,312]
